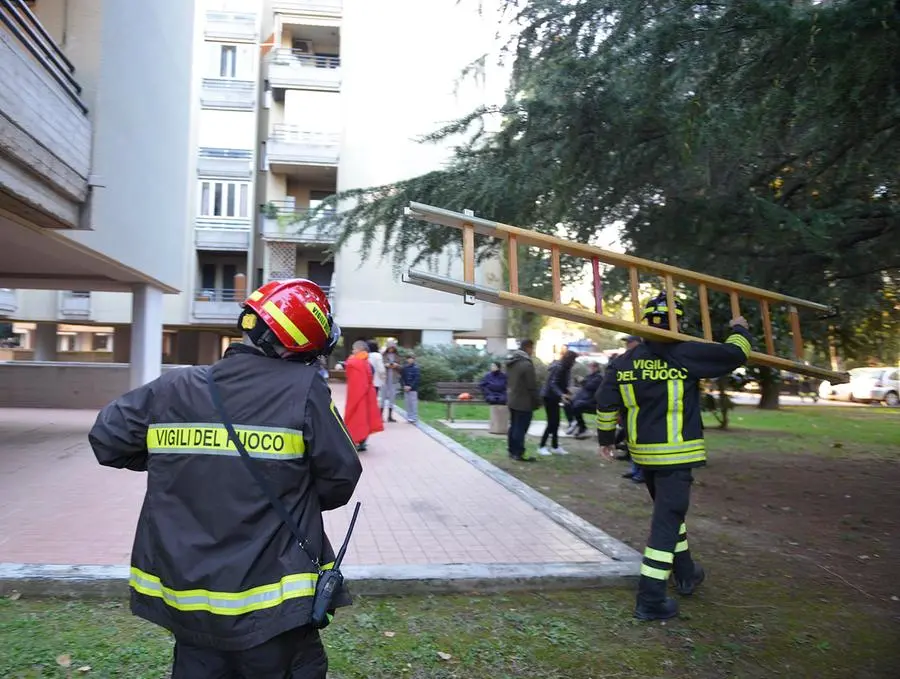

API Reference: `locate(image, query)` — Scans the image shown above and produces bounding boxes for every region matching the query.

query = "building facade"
[0,0,197,387]
[3,0,508,366]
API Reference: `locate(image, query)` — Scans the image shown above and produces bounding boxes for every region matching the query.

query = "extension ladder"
[401,202,849,385]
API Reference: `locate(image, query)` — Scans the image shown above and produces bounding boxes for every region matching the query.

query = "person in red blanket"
[344,339,384,451]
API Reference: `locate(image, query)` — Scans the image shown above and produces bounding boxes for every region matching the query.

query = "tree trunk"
[508,309,543,342]
[715,376,730,429]
[757,367,781,410]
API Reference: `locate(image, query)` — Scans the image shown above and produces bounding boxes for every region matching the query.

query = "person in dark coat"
[538,350,579,455]
[479,362,508,405]
[564,360,603,438]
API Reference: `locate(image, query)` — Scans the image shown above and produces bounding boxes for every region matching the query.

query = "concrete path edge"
[0,561,637,599]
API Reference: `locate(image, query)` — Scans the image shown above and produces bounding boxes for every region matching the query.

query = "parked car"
[818,367,900,406]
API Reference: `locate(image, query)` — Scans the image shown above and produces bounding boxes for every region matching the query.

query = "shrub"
[406,353,456,401]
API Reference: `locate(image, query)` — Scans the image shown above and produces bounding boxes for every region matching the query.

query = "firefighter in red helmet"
[88,279,362,678]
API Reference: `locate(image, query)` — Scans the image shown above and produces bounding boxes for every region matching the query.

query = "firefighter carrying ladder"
[400,201,850,385]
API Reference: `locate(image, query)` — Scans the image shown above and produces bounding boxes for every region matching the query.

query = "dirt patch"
[692,451,900,603]
[453,426,900,636]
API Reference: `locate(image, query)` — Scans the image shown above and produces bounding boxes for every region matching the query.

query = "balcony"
[193,288,243,323]
[267,126,340,169]
[194,217,252,252]
[58,291,91,320]
[0,288,17,315]
[0,0,91,230]
[204,10,257,42]
[267,50,340,92]
[197,148,253,180]
[273,0,342,17]
[261,207,338,244]
[200,78,256,110]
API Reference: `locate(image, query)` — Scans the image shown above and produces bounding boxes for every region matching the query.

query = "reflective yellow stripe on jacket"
[130,562,334,616]
[629,439,706,466]
[725,333,751,358]
[147,423,305,459]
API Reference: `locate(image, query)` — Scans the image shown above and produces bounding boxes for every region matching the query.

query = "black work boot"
[387,407,396,423]
[634,596,679,621]
[674,563,706,596]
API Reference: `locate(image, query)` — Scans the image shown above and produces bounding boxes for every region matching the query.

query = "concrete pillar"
[113,326,131,363]
[421,329,454,347]
[33,323,58,361]
[75,332,93,352]
[486,336,509,356]
[175,330,200,365]
[129,285,164,389]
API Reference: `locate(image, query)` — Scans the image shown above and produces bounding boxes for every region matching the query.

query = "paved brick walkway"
[0,383,609,568]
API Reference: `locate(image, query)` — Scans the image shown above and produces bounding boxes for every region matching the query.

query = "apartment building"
[4,0,509,367]
[0,0,196,387]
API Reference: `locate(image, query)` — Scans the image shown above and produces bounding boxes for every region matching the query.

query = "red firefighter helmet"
[239,279,340,357]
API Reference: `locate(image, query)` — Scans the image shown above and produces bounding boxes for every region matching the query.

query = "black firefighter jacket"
[88,344,363,651]
[596,327,753,469]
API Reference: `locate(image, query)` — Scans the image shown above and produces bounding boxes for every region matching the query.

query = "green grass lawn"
[5,588,895,679]
[412,398,546,422]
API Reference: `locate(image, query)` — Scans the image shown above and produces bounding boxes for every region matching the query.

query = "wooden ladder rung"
[664,275,677,334]
[698,284,712,341]
[789,306,804,360]
[591,257,603,314]
[629,267,641,322]
[507,235,518,295]
[760,300,775,355]
[551,246,561,304]
[462,221,475,284]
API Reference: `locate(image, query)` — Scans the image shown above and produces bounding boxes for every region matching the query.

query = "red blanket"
[344,352,384,444]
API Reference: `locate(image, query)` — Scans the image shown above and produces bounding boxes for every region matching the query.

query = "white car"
[818,367,900,406]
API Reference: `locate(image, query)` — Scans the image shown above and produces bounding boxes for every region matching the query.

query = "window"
[199,181,250,219]
[207,43,254,80]
[222,265,238,298]
[197,260,246,297]
[220,45,236,78]
[201,263,217,289]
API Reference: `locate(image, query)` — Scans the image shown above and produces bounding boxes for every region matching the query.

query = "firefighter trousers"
[637,467,696,604]
[172,625,327,679]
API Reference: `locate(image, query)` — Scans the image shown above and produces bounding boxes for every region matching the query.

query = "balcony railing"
[273,0,342,16]
[267,126,340,166]
[58,290,91,319]
[197,147,253,179]
[193,288,244,322]
[195,216,252,251]
[200,77,256,110]
[0,288,17,315]
[261,207,338,244]
[204,10,257,42]
[267,50,341,91]
[266,278,335,302]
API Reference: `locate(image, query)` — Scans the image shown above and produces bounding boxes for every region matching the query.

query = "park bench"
[435,381,487,422]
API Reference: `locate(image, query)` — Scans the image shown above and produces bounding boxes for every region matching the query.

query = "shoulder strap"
[205,368,321,572]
